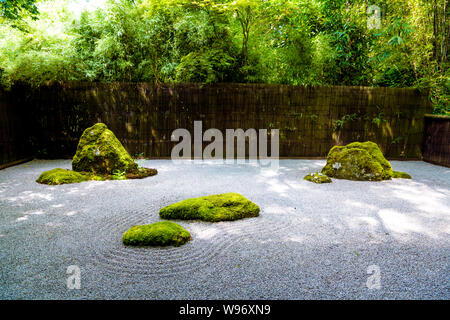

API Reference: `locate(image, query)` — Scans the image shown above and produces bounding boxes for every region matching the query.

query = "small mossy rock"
[304,172,332,183]
[122,221,191,247]
[72,123,138,174]
[393,171,412,179]
[37,167,156,185]
[126,167,158,179]
[36,168,90,185]
[159,192,260,222]
[321,141,393,181]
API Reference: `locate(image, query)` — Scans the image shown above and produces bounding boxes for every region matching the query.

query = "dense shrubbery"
[0,0,448,114]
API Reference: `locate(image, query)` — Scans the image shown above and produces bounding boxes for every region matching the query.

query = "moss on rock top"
[122,221,191,246]
[72,123,138,174]
[36,168,103,185]
[159,192,260,222]
[321,141,394,181]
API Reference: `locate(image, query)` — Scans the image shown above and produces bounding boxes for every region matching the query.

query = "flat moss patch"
[37,167,157,185]
[159,193,260,222]
[321,141,394,181]
[122,221,191,247]
[393,171,412,179]
[36,168,103,185]
[72,123,138,174]
[304,172,332,183]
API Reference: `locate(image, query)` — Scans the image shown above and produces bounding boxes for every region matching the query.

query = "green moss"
[393,171,412,179]
[346,142,392,173]
[37,124,157,185]
[122,221,191,247]
[304,172,332,183]
[159,193,260,222]
[72,123,138,174]
[36,168,94,185]
[322,141,394,181]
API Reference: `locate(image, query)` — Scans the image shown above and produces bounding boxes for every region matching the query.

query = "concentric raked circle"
[84,203,301,279]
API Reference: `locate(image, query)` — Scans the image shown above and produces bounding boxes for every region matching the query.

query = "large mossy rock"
[36,168,105,185]
[72,123,137,174]
[159,193,260,222]
[122,221,191,247]
[321,141,394,181]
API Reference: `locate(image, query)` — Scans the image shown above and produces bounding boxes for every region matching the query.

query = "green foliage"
[372,111,386,127]
[391,136,403,144]
[393,171,411,179]
[37,121,159,185]
[429,72,450,116]
[370,17,417,87]
[36,167,157,185]
[0,1,78,87]
[175,49,235,83]
[159,192,260,222]
[122,221,191,246]
[333,113,358,131]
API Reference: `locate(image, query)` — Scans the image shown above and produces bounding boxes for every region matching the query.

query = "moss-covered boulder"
[122,221,191,247]
[72,123,138,174]
[159,193,260,222]
[393,171,412,179]
[304,172,332,183]
[321,141,394,181]
[37,123,157,185]
[36,168,101,185]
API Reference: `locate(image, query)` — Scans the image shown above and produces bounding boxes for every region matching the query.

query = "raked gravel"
[0,159,449,299]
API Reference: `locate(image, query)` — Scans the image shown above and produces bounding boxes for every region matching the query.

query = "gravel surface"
[0,159,449,299]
